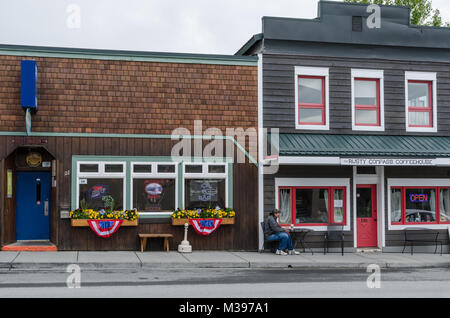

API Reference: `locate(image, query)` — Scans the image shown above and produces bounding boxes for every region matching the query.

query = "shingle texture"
[0,55,258,136]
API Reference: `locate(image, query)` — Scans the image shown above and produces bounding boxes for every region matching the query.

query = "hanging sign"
[340,158,436,166]
[87,219,123,238]
[409,194,429,203]
[189,218,222,236]
[88,185,109,199]
[26,152,42,167]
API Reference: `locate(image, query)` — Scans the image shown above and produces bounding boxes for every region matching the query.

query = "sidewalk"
[0,251,449,271]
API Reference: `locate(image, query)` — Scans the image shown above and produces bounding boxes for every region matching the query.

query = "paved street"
[0,266,449,298]
[1,251,449,298]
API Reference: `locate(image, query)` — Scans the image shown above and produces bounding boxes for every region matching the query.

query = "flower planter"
[71,219,139,227]
[171,218,234,226]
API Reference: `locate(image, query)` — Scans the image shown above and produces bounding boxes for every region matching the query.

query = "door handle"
[44,199,49,216]
[36,178,41,205]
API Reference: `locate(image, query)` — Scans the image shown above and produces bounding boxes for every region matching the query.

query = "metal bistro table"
[289,228,314,255]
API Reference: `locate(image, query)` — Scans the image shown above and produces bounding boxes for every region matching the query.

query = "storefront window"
[279,186,346,226]
[133,179,175,212]
[79,178,124,210]
[131,162,177,213]
[405,188,436,223]
[390,186,450,225]
[295,188,329,224]
[77,162,125,210]
[185,179,225,209]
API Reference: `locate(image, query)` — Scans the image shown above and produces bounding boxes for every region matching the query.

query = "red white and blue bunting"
[87,219,123,238]
[189,218,223,236]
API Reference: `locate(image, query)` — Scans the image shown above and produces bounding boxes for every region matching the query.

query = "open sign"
[409,194,428,203]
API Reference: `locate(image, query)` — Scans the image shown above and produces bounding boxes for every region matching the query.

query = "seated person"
[264,209,300,255]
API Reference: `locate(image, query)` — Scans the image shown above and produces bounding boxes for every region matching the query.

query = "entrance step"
[357,248,382,253]
[1,241,57,252]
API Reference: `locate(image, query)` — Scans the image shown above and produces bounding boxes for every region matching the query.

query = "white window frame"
[76,161,126,210]
[294,66,330,131]
[274,178,351,231]
[351,69,385,132]
[130,162,178,216]
[387,178,450,230]
[405,71,438,133]
[182,162,228,210]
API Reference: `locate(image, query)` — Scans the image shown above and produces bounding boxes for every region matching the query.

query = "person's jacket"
[264,215,285,238]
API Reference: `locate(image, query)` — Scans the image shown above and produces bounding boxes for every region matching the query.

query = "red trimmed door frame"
[356,184,378,248]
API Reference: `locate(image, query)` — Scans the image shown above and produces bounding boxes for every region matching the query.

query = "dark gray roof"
[278,133,450,158]
[236,0,450,57]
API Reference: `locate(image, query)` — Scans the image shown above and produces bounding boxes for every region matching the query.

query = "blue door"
[16,172,51,240]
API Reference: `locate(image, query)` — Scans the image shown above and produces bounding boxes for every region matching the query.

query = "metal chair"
[324,224,344,256]
[259,221,278,253]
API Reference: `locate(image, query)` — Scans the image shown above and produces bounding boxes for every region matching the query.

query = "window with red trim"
[298,76,325,125]
[390,186,450,225]
[278,186,346,226]
[354,78,380,126]
[407,80,433,128]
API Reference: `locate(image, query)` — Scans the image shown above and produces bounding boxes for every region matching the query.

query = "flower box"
[171,218,234,226]
[71,219,139,227]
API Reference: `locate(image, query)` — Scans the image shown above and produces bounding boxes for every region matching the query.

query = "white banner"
[340,158,436,166]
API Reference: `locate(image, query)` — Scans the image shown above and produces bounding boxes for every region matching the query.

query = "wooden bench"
[138,234,173,252]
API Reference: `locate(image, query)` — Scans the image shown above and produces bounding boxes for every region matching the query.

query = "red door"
[356,185,378,248]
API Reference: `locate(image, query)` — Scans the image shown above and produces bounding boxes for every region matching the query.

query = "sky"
[0,0,450,55]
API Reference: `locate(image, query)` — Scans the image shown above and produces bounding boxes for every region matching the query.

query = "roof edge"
[235,33,263,56]
[0,43,258,66]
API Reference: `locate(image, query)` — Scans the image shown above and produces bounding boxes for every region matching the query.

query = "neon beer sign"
[409,194,428,203]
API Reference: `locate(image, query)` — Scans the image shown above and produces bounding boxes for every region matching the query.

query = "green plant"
[80,198,88,210]
[102,195,115,211]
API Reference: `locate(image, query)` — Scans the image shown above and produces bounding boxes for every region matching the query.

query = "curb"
[1,261,449,271]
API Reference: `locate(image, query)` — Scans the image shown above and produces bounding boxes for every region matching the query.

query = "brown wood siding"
[0,55,257,154]
[263,53,450,136]
[0,136,258,251]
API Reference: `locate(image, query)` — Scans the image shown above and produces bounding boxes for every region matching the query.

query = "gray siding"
[264,165,450,248]
[263,53,450,136]
[264,166,354,249]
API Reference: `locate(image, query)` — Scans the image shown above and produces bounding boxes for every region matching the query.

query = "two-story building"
[0,45,259,251]
[238,1,450,252]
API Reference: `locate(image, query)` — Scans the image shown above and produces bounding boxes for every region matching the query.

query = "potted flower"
[171,208,235,226]
[70,208,139,227]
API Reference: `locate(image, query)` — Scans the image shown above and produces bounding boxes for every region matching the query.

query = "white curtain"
[391,190,402,223]
[409,112,429,126]
[280,189,291,225]
[323,189,329,223]
[334,189,343,223]
[440,189,450,222]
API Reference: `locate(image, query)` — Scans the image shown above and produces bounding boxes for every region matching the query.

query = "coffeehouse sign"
[340,158,436,166]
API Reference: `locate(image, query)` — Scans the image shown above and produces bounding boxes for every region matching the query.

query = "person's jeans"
[266,232,293,251]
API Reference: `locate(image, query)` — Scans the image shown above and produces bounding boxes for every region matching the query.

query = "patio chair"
[324,224,344,256]
[259,221,279,253]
